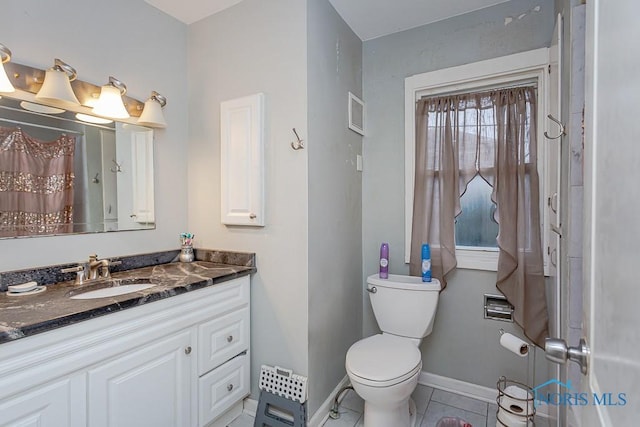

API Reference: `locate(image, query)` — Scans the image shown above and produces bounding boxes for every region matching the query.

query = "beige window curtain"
[410,87,548,347]
[0,127,76,237]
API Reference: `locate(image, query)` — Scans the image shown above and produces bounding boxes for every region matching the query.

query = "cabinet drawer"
[198,307,249,375]
[198,353,249,427]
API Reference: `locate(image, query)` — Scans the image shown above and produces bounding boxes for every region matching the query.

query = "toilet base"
[362,397,417,427]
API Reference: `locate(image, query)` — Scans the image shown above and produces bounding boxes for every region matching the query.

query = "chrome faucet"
[61,254,122,284]
[88,254,121,280]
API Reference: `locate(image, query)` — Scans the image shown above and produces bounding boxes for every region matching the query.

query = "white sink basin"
[70,283,155,300]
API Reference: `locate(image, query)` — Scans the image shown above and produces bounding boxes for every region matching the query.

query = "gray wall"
[307,0,363,414]
[0,0,188,270]
[362,0,555,389]
[187,0,310,401]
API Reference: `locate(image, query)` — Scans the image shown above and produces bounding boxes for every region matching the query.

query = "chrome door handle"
[545,338,589,375]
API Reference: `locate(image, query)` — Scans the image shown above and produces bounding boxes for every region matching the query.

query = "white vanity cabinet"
[0,375,85,427]
[0,276,250,427]
[86,329,195,427]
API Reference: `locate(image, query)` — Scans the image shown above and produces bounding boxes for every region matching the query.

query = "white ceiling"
[328,0,511,40]
[144,0,511,40]
[144,0,244,25]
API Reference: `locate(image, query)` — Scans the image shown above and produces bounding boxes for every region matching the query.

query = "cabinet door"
[220,93,265,226]
[87,329,194,427]
[0,376,84,427]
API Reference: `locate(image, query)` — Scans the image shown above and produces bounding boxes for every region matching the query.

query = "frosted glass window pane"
[455,175,498,247]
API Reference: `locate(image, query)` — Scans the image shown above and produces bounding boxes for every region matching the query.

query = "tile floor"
[228,385,552,427]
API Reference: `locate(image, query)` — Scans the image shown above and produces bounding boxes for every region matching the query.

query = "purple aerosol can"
[379,243,389,279]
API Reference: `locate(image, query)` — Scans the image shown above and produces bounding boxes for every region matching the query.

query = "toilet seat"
[346,334,422,387]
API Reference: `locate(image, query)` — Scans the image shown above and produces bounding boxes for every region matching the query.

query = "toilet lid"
[346,334,421,383]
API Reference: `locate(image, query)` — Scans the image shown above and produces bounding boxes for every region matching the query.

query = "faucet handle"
[100,259,122,279]
[61,264,87,285]
[89,254,98,262]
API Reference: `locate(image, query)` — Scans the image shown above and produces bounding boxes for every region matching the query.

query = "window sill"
[455,247,498,272]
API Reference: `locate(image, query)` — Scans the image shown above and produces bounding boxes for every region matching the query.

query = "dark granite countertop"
[0,249,256,344]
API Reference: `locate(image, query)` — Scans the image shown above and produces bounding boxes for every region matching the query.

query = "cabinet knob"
[227,335,234,343]
[249,213,257,219]
[227,384,234,392]
[184,346,192,355]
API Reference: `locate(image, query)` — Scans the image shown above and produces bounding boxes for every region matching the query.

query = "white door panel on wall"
[131,129,155,223]
[220,93,265,226]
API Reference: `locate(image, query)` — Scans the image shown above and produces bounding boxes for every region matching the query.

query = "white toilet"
[346,273,441,427]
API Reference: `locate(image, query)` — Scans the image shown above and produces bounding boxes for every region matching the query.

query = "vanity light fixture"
[0,44,16,93]
[137,91,167,128]
[92,76,130,119]
[20,101,65,115]
[35,58,80,107]
[75,113,113,125]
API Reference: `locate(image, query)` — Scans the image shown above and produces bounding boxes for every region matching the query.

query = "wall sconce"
[137,91,167,128]
[35,58,80,107]
[0,44,16,93]
[92,76,130,119]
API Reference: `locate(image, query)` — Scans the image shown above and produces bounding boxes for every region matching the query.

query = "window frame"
[404,48,550,273]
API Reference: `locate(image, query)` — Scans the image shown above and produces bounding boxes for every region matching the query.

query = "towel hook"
[110,159,123,173]
[291,128,304,150]
[544,114,566,140]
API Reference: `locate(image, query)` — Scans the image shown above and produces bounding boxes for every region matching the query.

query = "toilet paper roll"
[497,385,534,426]
[500,332,529,357]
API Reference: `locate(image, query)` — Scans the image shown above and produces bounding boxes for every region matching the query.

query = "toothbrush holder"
[179,245,195,263]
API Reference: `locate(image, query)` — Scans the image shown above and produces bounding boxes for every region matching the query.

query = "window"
[404,48,551,273]
[455,175,498,248]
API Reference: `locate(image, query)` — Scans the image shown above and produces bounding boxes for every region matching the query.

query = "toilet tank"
[367,274,441,339]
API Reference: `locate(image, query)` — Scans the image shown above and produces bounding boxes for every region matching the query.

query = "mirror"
[0,96,155,238]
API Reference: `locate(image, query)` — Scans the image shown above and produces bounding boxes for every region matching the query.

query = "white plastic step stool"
[254,365,308,427]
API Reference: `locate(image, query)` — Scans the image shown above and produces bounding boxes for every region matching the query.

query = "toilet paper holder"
[496,376,535,426]
[484,293,514,322]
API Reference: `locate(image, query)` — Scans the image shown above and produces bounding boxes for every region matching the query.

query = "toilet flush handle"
[366,286,377,294]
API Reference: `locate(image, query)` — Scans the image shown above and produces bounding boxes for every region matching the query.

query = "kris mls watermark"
[532,379,627,407]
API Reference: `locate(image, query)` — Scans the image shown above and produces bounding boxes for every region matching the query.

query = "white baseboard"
[308,375,350,427]
[419,371,553,419]
[419,371,498,403]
